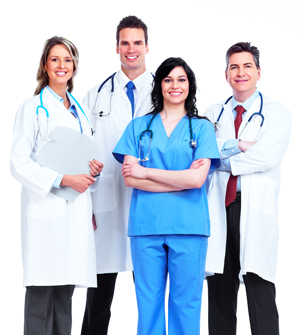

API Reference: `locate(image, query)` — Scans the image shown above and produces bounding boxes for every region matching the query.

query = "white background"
[1,0,299,334]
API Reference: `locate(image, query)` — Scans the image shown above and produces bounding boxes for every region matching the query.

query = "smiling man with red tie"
[203,42,291,335]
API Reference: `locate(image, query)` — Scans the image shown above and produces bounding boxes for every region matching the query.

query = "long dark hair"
[151,57,205,119]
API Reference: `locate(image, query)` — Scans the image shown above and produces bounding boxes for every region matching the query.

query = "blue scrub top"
[113,114,220,237]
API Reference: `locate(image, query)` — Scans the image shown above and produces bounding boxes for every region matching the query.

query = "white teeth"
[56,72,66,75]
[127,56,137,59]
[170,92,181,96]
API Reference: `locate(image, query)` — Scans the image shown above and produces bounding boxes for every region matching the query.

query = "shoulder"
[203,99,228,117]
[262,93,290,116]
[192,117,214,132]
[131,113,152,127]
[86,71,118,95]
[16,94,41,116]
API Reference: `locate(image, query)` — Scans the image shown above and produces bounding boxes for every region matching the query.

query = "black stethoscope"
[90,72,155,117]
[213,92,264,137]
[138,112,197,162]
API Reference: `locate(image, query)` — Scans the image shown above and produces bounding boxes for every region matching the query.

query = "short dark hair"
[151,57,205,120]
[226,42,260,70]
[116,16,148,45]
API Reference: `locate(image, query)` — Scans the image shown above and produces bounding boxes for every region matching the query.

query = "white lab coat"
[11,87,97,287]
[84,70,153,273]
[203,94,291,283]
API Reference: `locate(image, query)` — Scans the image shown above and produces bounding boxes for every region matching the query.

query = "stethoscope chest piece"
[189,139,197,148]
[213,121,221,131]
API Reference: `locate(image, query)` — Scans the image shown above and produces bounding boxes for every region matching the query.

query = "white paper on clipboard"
[36,126,101,202]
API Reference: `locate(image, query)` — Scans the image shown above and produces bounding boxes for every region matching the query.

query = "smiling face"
[161,66,189,108]
[116,28,149,79]
[226,52,261,102]
[44,44,74,91]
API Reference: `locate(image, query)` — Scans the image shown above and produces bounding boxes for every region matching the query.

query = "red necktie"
[225,105,245,207]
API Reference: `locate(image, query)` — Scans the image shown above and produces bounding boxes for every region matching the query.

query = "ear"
[225,69,228,82]
[257,67,261,81]
[145,43,149,55]
[116,43,120,55]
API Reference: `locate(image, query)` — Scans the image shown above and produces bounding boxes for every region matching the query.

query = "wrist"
[61,175,71,187]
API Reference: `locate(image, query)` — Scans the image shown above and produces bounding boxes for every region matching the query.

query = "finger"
[89,162,100,174]
[85,174,97,182]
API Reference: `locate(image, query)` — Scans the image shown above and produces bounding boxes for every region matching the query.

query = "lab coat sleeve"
[10,100,60,198]
[230,104,291,176]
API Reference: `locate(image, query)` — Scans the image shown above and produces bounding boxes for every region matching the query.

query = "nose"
[172,80,179,89]
[237,67,245,76]
[128,43,135,53]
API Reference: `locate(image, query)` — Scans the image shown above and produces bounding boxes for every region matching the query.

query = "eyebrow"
[120,40,144,44]
[165,75,187,78]
[230,62,253,67]
[50,55,72,58]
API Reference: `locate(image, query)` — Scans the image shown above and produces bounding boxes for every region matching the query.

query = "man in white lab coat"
[81,16,153,335]
[204,42,291,335]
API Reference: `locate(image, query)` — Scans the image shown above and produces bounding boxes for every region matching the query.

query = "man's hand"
[238,141,257,152]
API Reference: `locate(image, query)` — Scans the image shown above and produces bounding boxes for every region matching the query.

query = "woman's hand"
[89,159,104,176]
[122,161,147,179]
[61,174,96,193]
[189,159,204,170]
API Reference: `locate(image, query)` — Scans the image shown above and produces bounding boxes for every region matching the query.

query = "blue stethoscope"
[138,112,197,162]
[91,72,155,117]
[36,88,95,141]
[213,92,264,137]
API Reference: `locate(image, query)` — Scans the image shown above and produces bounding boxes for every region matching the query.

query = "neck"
[121,66,146,81]
[161,102,186,120]
[48,83,68,101]
[233,89,256,103]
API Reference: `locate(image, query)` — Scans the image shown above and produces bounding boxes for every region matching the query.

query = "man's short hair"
[226,42,260,70]
[116,15,148,45]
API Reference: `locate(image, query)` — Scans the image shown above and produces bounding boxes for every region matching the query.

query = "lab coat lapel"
[43,87,73,118]
[221,103,235,139]
[238,96,261,140]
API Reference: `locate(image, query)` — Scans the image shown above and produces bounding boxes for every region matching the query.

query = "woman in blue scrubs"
[113,57,220,335]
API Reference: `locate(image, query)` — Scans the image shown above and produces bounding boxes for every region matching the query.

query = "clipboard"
[36,126,101,202]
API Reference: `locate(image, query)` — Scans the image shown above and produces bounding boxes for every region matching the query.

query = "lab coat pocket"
[27,190,66,219]
[92,173,116,213]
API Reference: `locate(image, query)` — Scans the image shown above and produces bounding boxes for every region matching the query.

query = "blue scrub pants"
[130,234,208,335]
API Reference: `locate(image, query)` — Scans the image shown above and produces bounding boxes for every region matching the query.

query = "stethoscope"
[138,112,197,162]
[91,72,155,117]
[213,92,264,138]
[36,88,95,141]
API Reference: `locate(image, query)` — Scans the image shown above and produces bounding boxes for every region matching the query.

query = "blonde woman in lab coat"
[10,36,103,335]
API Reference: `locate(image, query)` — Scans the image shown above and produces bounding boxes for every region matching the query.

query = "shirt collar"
[231,89,260,112]
[46,86,76,109]
[118,69,148,93]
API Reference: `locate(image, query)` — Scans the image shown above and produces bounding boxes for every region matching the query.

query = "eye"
[51,58,58,62]
[66,59,72,62]
[164,79,172,83]
[179,78,187,82]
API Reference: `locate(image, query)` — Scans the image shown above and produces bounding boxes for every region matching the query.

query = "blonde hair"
[34,36,79,95]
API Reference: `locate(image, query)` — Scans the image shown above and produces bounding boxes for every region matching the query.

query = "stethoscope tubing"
[36,88,95,139]
[214,92,264,132]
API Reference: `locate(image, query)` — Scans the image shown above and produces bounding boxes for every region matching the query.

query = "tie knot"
[126,81,135,89]
[235,105,246,115]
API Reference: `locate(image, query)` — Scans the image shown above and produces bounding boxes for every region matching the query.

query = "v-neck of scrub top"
[157,113,186,140]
